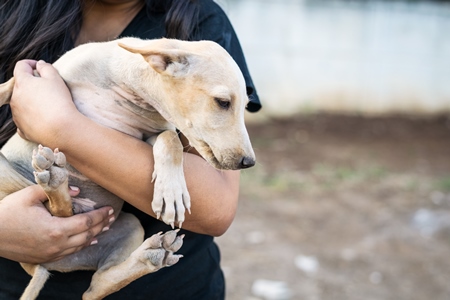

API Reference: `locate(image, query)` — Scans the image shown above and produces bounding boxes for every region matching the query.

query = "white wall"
[217,0,450,117]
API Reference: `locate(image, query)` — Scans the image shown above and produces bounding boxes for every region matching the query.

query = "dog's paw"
[132,230,184,271]
[32,145,68,190]
[151,167,191,229]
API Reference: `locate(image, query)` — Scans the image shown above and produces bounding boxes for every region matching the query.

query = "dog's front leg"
[150,130,191,228]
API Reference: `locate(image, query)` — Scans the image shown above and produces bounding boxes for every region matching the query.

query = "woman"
[0,0,260,299]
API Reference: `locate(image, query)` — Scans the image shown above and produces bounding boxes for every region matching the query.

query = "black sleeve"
[192,0,261,112]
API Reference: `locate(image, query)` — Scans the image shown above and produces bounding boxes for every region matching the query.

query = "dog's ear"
[118,42,190,76]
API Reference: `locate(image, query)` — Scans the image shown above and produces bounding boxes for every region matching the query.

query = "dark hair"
[146,0,199,40]
[0,0,199,147]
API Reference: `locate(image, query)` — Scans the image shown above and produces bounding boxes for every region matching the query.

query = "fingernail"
[102,226,109,232]
[109,216,115,223]
[69,186,79,192]
[90,239,98,245]
[38,60,46,64]
[108,209,114,216]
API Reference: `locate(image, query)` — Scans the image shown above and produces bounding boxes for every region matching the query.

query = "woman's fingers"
[13,59,58,80]
[13,59,38,79]
[34,60,61,79]
[60,206,114,239]
[68,185,81,197]
[42,206,114,261]
[27,184,114,259]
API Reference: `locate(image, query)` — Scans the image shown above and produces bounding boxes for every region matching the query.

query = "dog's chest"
[68,81,173,139]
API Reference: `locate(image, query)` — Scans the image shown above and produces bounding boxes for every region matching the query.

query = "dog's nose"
[239,156,255,169]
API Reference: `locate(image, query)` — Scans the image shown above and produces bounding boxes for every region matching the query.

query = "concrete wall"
[217,0,450,117]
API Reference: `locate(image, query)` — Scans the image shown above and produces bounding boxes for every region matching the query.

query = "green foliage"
[435,177,450,191]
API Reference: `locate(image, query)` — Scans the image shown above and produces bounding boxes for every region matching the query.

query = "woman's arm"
[0,185,113,264]
[11,60,239,237]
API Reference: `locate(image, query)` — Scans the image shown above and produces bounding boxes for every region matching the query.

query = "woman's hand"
[0,185,113,264]
[10,60,78,144]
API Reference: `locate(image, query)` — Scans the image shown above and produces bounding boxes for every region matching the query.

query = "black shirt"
[0,1,260,299]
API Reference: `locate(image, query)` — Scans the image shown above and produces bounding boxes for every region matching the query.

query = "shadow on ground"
[216,114,450,300]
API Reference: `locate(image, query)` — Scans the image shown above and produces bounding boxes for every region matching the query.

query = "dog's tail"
[0,78,14,106]
[20,264,50,300]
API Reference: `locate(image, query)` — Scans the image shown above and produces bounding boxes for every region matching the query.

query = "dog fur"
[0,37,255,299]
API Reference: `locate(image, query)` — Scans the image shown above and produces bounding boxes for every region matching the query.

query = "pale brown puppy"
[0,37,255,300]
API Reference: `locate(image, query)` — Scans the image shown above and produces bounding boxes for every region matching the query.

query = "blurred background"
[213,0,450,299]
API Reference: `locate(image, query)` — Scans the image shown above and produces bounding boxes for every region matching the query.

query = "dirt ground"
[216,113,450,300]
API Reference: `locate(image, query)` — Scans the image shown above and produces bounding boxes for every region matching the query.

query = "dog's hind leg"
[0,153,52,300]
[32,145,73,217]
[82,225,184,300]
[19,264,50,300]
[9,146,74,300]
[0,152,33,199]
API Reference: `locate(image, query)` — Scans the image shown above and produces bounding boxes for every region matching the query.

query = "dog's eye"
[215,98,231,110]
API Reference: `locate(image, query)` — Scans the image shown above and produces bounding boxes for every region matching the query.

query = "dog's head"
[119,39,255,170]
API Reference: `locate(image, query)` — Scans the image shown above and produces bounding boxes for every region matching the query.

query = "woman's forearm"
[44,112,240,236]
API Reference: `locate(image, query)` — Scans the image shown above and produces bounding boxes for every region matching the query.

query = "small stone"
[251,279,292,300]
[295,255,319,274]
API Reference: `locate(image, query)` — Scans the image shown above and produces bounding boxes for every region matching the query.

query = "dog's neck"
[109,62,179,136]
[107,47,182,134]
